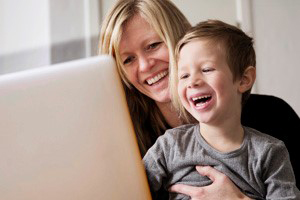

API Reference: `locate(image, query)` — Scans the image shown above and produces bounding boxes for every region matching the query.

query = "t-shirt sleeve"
[142,130,175,195]
[263,141,300,199]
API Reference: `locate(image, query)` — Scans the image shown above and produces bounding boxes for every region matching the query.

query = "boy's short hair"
[171,19,256,117]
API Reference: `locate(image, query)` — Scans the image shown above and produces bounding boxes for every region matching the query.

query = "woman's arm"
[169,166,253,200]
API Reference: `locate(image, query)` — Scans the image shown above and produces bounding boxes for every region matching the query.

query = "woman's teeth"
[146,71,168,85]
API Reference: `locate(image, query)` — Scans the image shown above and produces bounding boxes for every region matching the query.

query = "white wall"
[0,0,100,74]
[100,0,236,26]
[0,0,50,55]
[172,0,236,26]
[0,0,51,73]
[251,0,300,116]
[48,0,100,63]
[49,0,86,64]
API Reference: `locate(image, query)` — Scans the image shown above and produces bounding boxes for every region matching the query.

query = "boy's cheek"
[180,96,191,112]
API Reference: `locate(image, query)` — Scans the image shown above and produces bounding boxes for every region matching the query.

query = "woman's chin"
[152,91,171,104]
[142,83,170,103]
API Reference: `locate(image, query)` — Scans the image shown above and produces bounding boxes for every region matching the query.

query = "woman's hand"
[168,166,253,200]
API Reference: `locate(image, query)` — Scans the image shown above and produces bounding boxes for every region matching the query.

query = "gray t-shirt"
[143,124,300,200]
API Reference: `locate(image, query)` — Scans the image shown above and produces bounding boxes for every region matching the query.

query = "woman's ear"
[238,66,256,93]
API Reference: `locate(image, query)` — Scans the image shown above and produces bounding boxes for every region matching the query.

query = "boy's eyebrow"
[177,64,189,72]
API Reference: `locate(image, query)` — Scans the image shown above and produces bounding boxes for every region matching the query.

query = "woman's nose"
[138,55,154,72]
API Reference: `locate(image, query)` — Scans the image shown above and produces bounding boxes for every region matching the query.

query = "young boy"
[143,20,300,200]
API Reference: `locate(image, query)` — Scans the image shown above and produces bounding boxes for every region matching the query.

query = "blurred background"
[0,0,299,116]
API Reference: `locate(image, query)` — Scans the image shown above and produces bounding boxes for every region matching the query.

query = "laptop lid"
[0,56,151,200]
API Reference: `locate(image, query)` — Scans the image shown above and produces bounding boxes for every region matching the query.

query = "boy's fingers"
[169,184,202,196]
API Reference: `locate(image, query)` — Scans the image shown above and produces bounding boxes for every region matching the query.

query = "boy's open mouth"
[191,95,212,107]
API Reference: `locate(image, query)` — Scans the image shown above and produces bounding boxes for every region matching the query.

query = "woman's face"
[119,15,171,103]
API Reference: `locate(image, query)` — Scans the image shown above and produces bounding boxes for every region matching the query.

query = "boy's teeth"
[192,95,210,101]
[146,71,168,85]
[192,95,212,107]
[195,101,209,106]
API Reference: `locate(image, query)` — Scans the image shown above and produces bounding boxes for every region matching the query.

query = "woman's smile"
[145,70,168,86]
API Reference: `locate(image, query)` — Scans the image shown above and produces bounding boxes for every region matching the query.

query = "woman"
[98,0,253,199]
[99,0,191,157]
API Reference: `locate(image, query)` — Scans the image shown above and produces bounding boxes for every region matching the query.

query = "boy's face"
[177,39,242,125]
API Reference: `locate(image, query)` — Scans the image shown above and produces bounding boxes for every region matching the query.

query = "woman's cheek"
[124,66,137,84]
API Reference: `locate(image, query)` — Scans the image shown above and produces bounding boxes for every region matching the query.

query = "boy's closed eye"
[202,67,215,73]
[179,73,190,80]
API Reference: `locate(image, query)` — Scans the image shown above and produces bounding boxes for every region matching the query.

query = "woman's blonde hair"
[98,0,191,156]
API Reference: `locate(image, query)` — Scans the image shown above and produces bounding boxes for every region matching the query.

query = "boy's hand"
[168,166,253,200]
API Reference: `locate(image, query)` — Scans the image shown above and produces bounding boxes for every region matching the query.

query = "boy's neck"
[199,120,245,153]
[156,101,183,128]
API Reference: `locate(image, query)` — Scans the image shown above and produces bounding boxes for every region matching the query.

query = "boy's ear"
[238,66,256,93]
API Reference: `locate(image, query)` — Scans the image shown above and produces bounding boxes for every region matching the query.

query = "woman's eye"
[147,42,162,50]
[123,56,135,65]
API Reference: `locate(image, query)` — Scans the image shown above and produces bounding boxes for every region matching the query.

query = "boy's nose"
[188,75,203,88]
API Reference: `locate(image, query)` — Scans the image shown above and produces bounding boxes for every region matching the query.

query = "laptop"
[0,56,151,200]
